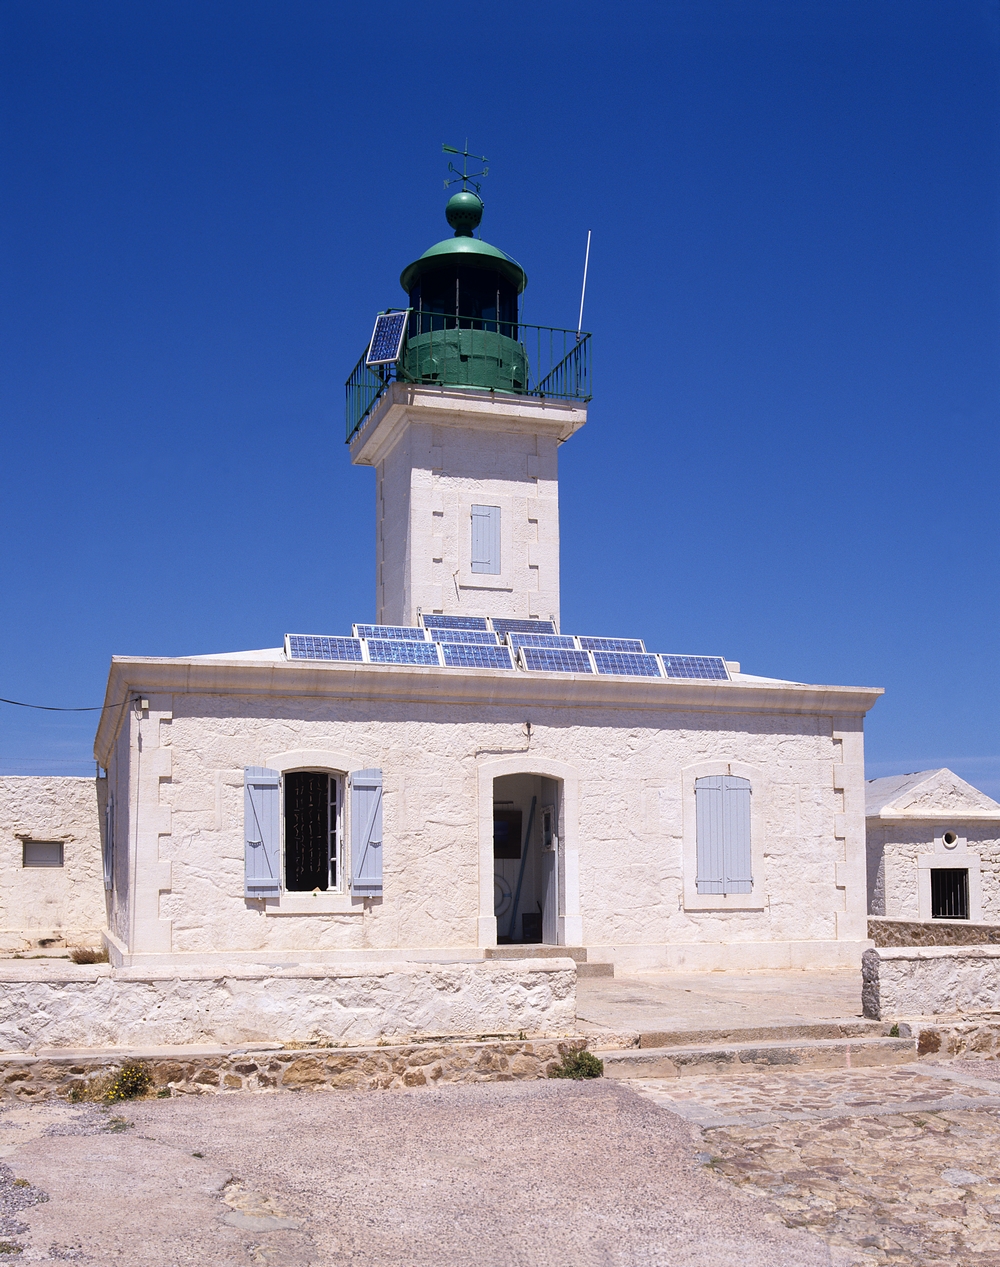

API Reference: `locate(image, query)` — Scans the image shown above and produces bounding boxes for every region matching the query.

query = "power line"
[0,696,126,713]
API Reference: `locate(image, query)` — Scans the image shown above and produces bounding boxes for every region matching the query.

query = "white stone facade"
[350,385,584,627]
[93,653,879,972]
[0,777,106,951]
[863,945,1000,1020]
[865,770,1000,921]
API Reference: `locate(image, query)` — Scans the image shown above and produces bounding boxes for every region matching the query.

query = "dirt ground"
[0,1078,845,1267]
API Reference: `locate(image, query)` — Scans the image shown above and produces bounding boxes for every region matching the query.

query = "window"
[23,841,63,868]
[931,868,969,920]
[471,504,501,574]
[695,775,752,895]
[283,772,342,892]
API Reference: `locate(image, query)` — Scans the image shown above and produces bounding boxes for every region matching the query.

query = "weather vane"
[442,141,489,195]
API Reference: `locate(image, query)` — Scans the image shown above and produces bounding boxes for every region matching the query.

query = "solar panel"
[365,311,408,366]
[592,651,662,678]
[354,624,427,641]
[432,628,499,645]
[365,639,441,666]
[286,635,363,662]
[491,618,557,637]
[578,636,646,653]
[507,632,577,651]
[519,646,593,674]
[421,614,490,632]
[440,643,514,670]
[658,655,730,681]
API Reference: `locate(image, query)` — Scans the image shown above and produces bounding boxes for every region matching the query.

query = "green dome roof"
[400,192,527,294]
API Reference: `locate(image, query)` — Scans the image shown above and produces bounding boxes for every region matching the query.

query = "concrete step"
[636,1021,888,1049]
[597,1035,917,1079]
[485,946,589,963]
[577,962,614,979]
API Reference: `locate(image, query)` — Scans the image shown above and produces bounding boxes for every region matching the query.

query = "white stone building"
[88,188,883,977]
[866,769,1000,922]
[0,776,105,951]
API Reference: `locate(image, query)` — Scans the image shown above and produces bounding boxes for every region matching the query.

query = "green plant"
[70,946,109,965]
[0,1241,22,1254]
[104,1061,152,1103]
[889,1023,900,1037]
[548,1049,603,1080]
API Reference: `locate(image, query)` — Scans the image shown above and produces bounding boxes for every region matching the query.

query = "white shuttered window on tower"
[695,775,752,895]
[471,505,501,574]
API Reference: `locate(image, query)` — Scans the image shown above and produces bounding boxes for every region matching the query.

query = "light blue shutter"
[695,776,725,894]
[244,767,280,898]
[351,768,383,896]
[471,505,501,574]
[722,776,752,894]
[102,793,114,891]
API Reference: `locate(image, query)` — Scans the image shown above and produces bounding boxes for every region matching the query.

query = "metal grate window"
[931,868,969,920]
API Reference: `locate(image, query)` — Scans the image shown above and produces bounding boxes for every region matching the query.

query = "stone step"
[597,1035,917,1079]
[636,1021,888,1049]
[576,962,614,979]
[485,946,589,963]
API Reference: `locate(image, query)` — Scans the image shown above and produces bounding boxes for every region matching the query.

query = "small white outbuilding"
[866,769,1000,922]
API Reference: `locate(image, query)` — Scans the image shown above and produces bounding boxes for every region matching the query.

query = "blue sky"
[1,1,997,793]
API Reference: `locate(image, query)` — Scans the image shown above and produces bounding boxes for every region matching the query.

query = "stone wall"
[0,777,106,951]
[0,957,576,1051]
[0,1036,589,1101]
[863,945,1000,1020]
[869,917,1000,948]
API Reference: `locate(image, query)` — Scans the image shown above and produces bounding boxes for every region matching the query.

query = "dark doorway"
[931,868,969,920]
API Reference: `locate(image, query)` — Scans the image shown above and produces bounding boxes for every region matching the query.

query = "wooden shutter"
[722,776,752,893]
[471,504,501,574]
[695,776,725,894]
[351,768,383,896]
[102,794,114,891]
[244,767,280,899]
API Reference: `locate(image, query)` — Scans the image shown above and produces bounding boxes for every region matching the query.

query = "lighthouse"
[346,175,591,629]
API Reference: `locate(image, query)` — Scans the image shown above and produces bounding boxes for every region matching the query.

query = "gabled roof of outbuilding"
[865,768,1000,820]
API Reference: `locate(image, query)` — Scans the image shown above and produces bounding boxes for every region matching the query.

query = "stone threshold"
[0,1035,590,1100]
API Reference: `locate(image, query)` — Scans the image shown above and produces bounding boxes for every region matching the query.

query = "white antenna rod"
[576,230,592,338]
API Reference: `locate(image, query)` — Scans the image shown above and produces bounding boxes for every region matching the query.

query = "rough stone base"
[868,916,1000,948]
[0,957,576,1050]
[863,945,1000,1020]
[0,1036,590,1100]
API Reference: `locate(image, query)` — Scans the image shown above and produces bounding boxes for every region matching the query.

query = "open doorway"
[493,774,561,944]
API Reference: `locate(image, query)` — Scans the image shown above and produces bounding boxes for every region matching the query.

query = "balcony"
[346,313,592,443]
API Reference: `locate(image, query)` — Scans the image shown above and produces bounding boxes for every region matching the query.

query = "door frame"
[477,756,580,948]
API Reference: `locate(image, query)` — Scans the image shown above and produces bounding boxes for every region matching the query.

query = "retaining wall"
[0,958,576,1051]
[863,945,1000,1020]
[868,917,1000,948]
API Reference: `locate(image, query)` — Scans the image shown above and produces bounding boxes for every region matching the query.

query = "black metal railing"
[346,312,591,442]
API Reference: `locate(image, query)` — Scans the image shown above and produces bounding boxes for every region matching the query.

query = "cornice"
[94,653,883,766]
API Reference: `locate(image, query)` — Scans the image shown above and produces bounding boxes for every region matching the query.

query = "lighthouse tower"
[346,183,590,628]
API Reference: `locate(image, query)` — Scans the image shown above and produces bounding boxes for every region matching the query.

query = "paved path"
[0,1081,842,1266]
[635,1061,1000,1264]
[576,968,864,1038]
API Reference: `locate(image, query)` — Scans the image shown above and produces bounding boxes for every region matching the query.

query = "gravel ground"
[0,1080,844,1266]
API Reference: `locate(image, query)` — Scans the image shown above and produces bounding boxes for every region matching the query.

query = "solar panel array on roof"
[519,646,593,674]
[433,628,499,645]
[440,644,514,670]
[593,651,662,677]
[354,624,427,641]
[286,635,363,662]
[421,614,489,632]
[365,311,408,365]
[366,639,441,666]
[579,636,646,653]
[491,618,557,637]
[507,632,576,651]
[659,655,730,680]
[284,630,733,680]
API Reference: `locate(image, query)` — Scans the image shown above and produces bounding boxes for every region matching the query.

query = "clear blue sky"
[1,1,997,793]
